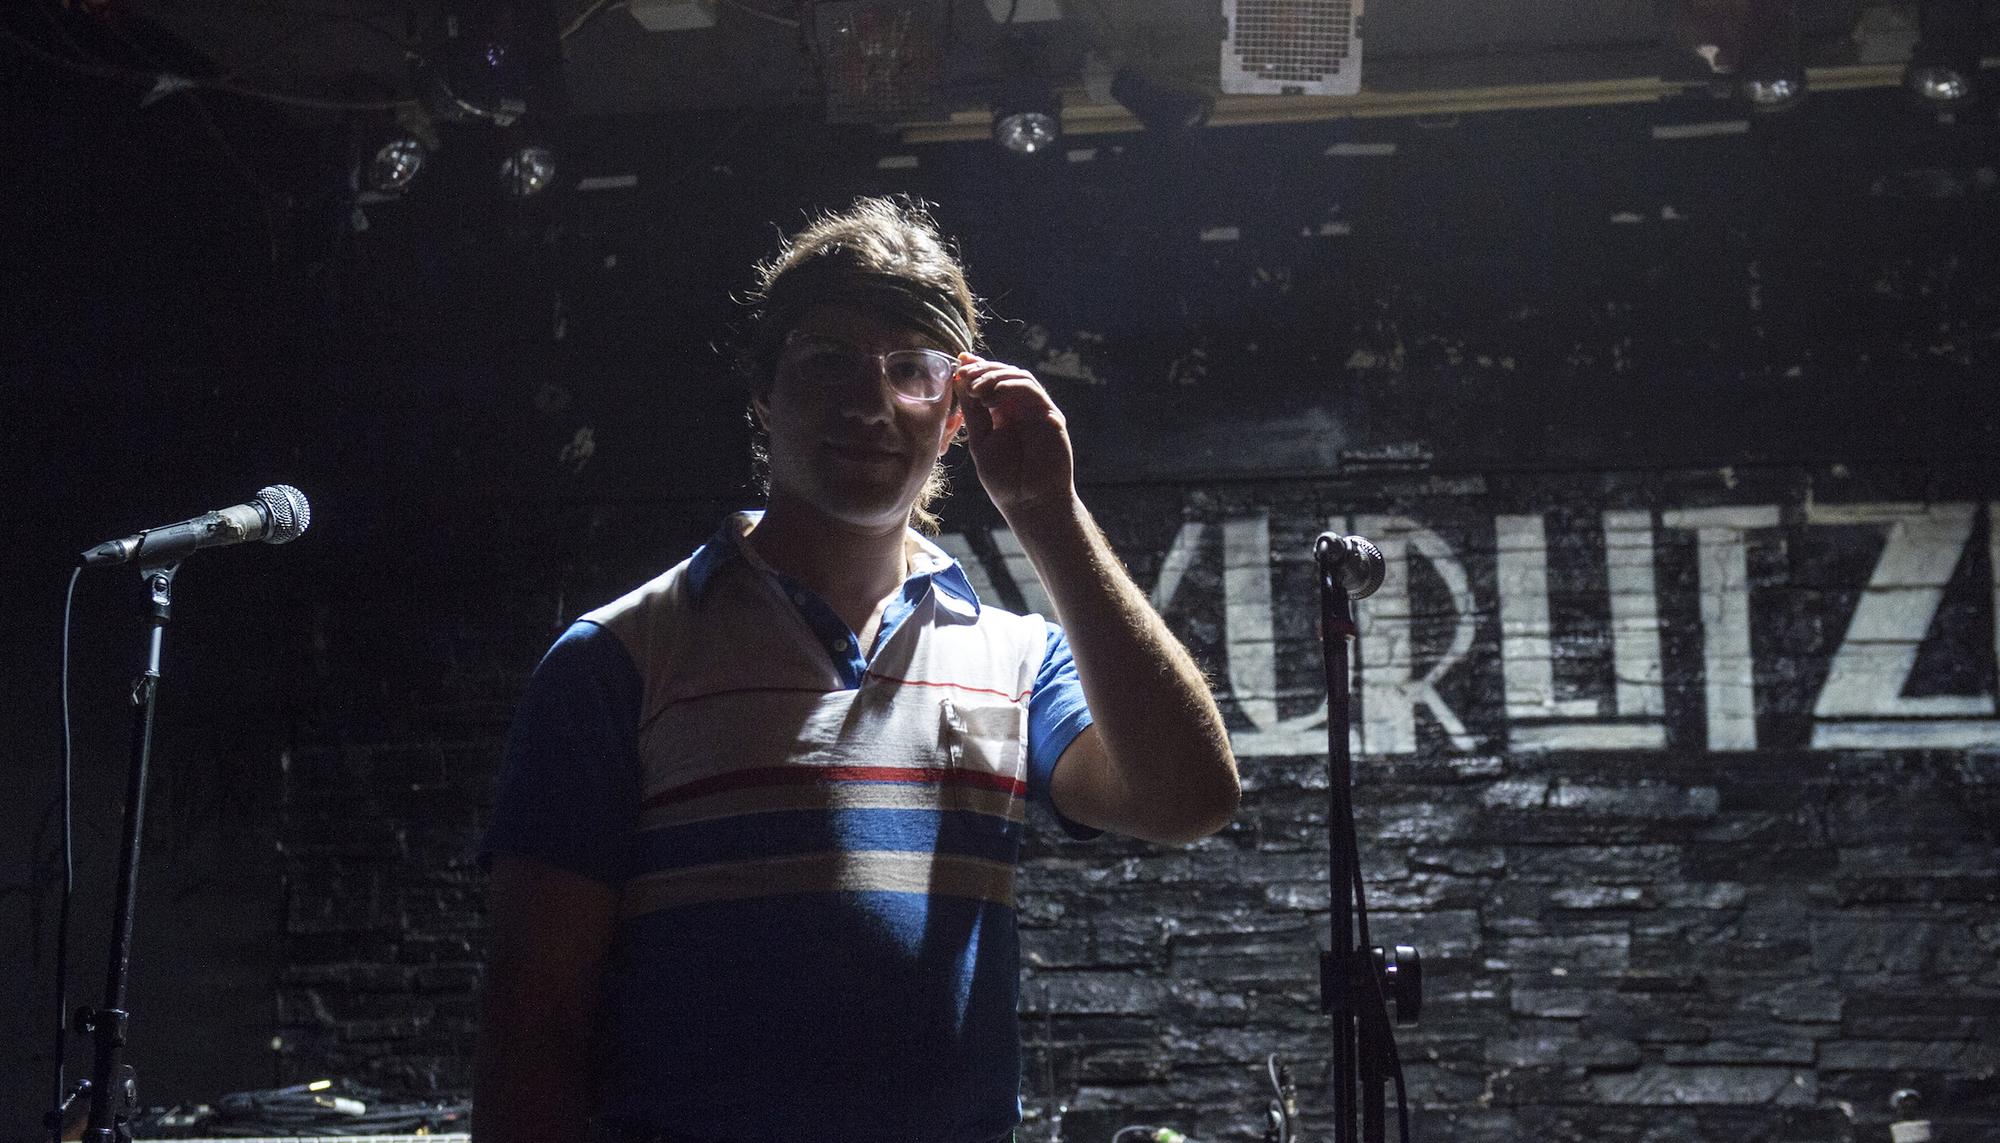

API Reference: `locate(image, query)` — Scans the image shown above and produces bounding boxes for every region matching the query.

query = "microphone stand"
[1313,535,1421,1143]
[52,562,179,1143]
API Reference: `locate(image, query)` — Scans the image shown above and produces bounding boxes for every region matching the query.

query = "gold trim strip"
[899,65,1909,143]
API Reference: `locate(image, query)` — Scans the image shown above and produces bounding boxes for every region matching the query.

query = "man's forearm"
[473,1007,601,1143]
[476,999,600,1143]
[473,857,617,1143]
[1010,493,1239,840]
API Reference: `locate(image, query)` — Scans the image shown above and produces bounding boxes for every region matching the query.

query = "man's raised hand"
[956,353,1077,519]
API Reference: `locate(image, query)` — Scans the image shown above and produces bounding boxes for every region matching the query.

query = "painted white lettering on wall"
[954,499,1997,756]
[1497,512,1666,751]
[1604,509,1668,723]
[1806,501,1998,748]
[1149,518,1341,756]
[1658,506,1779,750]
[1223,513,1280,731]
[1345,514,1480,756]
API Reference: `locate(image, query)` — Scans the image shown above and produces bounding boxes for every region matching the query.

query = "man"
[475,197,1238,1143]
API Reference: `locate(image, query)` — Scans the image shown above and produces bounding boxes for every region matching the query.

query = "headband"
[754,259,978,362]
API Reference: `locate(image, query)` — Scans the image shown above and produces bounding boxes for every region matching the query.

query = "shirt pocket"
[938,695,1027,787]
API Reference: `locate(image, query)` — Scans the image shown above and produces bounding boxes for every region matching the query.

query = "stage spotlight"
[501,144,558,197]
[1906,62,1975,105]
[367,136,428,195]
[1110,68,1213,131]
[1740,68,1807,112]
[1904,0,1983,111]
[1737,0,1807,114]
[993,82,1061,155]
[1668,0,1808,113]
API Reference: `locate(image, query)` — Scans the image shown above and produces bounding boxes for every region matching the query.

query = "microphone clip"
[1314,531,1386,601]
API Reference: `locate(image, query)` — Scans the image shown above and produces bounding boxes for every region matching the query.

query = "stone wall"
[268,465,2000,1141]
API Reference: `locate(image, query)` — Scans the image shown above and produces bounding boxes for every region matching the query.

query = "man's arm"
[957,356,1238,844]
[473,855,618,1143]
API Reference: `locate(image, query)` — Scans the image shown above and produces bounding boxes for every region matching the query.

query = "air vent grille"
[1221,0,1363,97]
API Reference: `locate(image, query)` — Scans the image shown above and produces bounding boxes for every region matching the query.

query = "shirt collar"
[686,510,983,617]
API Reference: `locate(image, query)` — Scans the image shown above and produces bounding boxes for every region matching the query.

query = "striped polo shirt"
[482,513,1096,1142]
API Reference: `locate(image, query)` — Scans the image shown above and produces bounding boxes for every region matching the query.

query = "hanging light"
[500,144,558,197]
[1736,20,1807,113]
[366,136,428,194]
[1667,0,1809,113]
[1739,70,1807,112]
[1904,0,1983,111]
[1906,62,1975,105]
[992,82,1061,156]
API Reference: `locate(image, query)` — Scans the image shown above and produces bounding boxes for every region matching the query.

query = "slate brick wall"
[270,470,2000,1142]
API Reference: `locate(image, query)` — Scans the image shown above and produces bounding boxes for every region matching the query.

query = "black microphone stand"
[1313,534,1421,1143]
[51,562,179,1143]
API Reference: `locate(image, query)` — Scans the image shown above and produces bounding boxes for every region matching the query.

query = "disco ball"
[994,110,1060,155]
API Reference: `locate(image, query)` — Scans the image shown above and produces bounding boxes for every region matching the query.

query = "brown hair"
[741,196,982,533]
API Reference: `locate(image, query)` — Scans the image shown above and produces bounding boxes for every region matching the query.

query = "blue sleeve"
[1026,622,1101,841]
[480,621,643,885]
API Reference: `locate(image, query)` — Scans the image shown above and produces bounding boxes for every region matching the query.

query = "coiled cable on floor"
[201,1079,469,1136]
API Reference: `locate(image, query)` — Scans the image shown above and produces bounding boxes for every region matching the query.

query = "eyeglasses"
[778,332,958,404]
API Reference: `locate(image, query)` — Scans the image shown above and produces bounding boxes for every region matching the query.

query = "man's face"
[754,303,965,533]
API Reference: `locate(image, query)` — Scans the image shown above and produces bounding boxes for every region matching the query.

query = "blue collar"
[685,511,982,616]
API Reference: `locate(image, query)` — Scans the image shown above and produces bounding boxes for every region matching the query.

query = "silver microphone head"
[255,484,311,544]
[1341,535,1385,600]
[1315,532,1385,600]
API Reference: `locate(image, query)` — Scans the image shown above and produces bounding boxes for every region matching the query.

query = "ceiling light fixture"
[1904,0,1983,113]
[1735,1,1807,114]
[1739,69,1806,112]
[366,136,429,195]
[501,144,559,197]
[993,82,1061,155]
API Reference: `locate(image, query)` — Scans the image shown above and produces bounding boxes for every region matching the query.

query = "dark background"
[5,7,1999,1142]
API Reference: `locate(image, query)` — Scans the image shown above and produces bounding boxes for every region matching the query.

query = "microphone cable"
[48,567,81,1142]
[1350,846,1412,1143]
[1265,1053,1296,1143]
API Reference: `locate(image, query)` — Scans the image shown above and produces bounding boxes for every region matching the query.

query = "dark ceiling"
[114,0,1941,129]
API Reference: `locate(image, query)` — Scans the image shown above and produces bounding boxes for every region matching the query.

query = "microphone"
[81,485,312,568]
[1314,531,1386,600]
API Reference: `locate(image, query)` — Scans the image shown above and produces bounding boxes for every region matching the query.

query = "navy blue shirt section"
[482,622,642,885]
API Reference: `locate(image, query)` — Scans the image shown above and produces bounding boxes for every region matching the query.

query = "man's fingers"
[957,368,1026,397]
[953,357,1062,438]
[953,356,1036,391]
[961,392,994,436]
[968,380,1057,427]
[962,372,1049,402]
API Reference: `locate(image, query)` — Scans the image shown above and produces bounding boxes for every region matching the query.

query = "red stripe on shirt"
[863,671,1032,703]
[644,765,1027,810]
